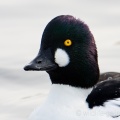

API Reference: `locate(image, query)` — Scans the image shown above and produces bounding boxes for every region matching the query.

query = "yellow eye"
[64,39,72,46]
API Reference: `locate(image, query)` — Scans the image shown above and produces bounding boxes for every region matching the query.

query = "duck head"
[24,15,100,88]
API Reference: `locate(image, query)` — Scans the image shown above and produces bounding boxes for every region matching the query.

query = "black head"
[24,15,100,88]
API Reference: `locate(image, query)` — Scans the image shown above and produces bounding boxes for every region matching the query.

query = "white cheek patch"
[55,48,70,67]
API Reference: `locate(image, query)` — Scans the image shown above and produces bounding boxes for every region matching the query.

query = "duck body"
[28,84,92,120]
[99,72,120,82]
[24,15,120,120]
[29,84,115,120]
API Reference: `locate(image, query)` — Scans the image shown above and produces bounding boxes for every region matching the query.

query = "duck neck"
[47,64,100,88]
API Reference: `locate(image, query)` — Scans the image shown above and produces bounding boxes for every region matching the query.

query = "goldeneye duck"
[24,15,120,120]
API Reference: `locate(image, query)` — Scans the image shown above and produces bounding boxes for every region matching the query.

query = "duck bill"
[24,48,58,71]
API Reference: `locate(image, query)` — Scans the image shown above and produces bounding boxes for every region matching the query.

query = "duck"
[24,15,120,120]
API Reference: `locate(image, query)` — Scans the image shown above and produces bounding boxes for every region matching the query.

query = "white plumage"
[28,84,119,120]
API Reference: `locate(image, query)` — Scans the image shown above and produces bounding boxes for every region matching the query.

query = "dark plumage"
[87,79,120,108]
[24,15,99,88]
[99,72,120,82]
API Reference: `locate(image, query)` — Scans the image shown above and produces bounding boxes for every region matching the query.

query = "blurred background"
[0,0,120,120]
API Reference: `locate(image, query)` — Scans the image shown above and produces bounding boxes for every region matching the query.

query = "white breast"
[28,84,116,120]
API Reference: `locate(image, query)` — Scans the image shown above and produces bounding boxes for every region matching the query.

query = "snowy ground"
[0,0,120,120]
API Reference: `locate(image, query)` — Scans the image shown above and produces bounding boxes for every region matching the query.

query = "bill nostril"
[37,60,42,64]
